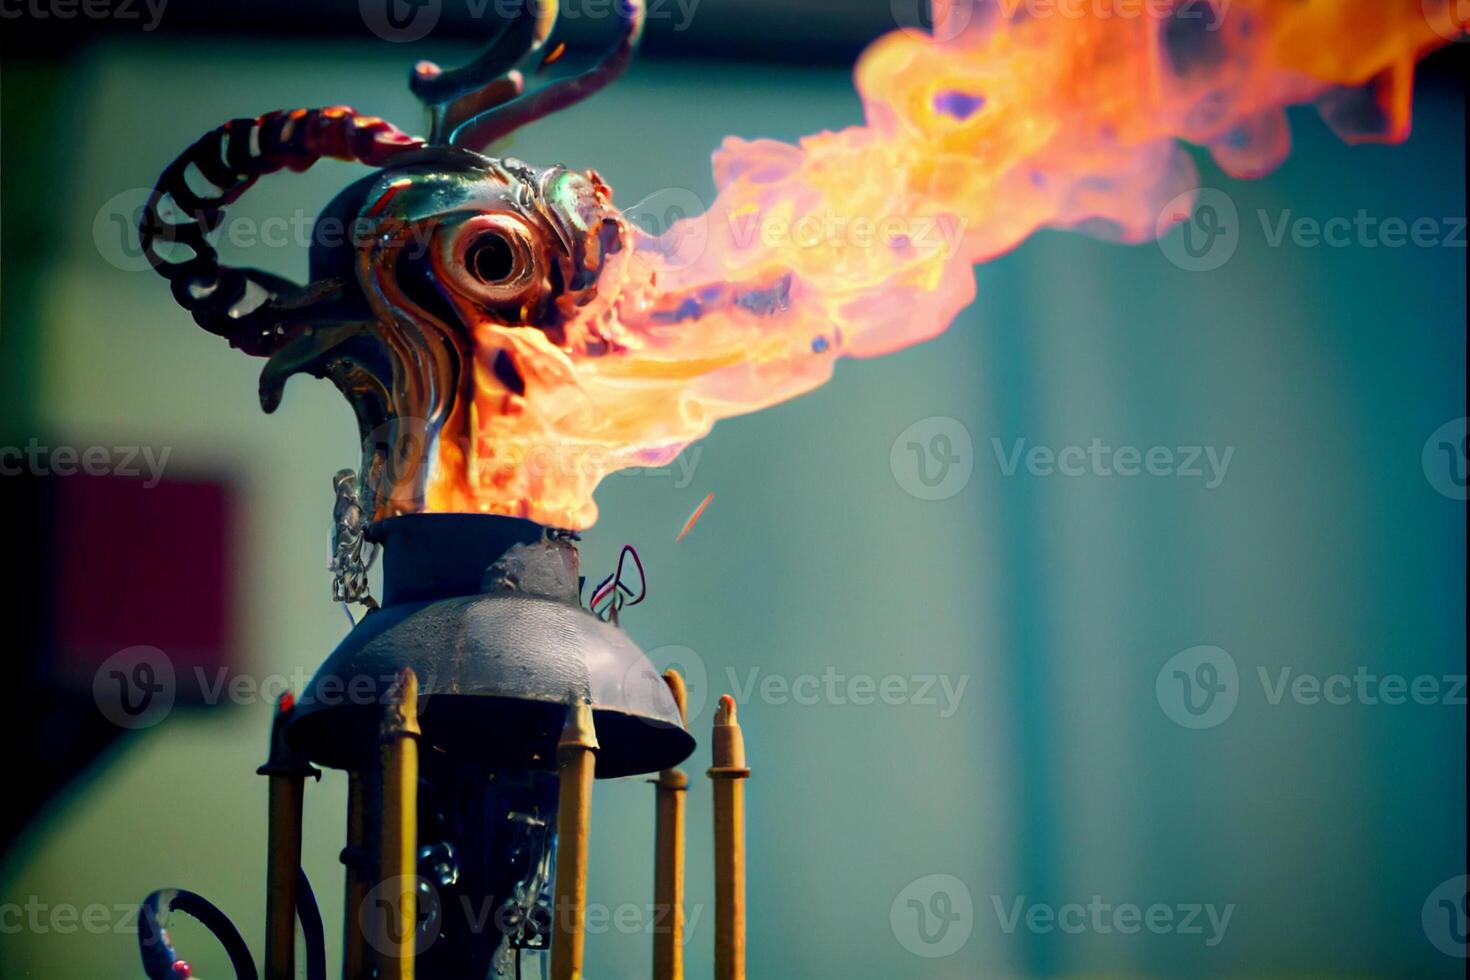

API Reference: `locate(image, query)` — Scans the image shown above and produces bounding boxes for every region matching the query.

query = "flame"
[438,0,1462,529]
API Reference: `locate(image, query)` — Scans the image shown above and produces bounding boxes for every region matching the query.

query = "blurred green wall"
[0,37,1464,978]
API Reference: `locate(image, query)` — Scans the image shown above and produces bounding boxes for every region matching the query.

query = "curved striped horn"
[139,106,425,356]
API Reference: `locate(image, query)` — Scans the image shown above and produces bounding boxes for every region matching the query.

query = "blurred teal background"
[0,20,1465,980]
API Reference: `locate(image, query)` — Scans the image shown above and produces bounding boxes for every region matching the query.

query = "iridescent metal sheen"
[139,0,644,526]
[132,7,689,979]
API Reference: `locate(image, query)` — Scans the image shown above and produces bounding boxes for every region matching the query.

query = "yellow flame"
[435,0,1462,529]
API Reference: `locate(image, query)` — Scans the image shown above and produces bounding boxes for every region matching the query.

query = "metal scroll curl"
[137,870,325,980]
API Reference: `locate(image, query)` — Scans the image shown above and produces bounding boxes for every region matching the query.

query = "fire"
[438,0,1462,528]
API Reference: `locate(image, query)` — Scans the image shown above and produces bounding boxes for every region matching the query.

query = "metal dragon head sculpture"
[140,0,644,531]
[143,0,1460,539]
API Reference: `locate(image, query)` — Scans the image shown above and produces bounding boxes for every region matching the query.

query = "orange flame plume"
[436,0,1462,528]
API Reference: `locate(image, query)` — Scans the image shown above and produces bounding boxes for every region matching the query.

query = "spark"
[676,492,715,542]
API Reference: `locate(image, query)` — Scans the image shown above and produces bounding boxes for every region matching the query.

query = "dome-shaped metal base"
[287,514,694,777]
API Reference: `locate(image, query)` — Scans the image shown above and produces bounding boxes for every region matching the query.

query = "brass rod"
[653,670,690,980]
[259,693,316,980]
[551,701,599,980]
[378,669,420,980]
[342,770,369,980]
[709,696,750,980]
[264,774,304,979]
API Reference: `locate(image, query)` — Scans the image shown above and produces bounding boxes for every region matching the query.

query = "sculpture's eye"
[467,231,517,283]
[440,214,545,308]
